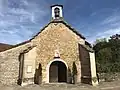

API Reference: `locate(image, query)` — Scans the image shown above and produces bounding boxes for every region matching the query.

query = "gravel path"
[1,81,120,90]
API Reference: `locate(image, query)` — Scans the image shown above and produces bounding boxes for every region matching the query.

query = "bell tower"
[51,4,63,20]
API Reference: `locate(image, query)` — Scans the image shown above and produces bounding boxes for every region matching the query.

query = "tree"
[94,34,120,73]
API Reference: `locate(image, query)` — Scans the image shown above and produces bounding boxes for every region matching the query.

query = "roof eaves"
[50,20,86,39]
[1,19,86,52]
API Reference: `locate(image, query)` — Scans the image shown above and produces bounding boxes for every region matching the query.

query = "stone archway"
[46,59,68,83]
[49,61,67,82]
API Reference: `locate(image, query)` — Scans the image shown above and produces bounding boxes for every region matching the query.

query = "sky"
[0,0,120,45]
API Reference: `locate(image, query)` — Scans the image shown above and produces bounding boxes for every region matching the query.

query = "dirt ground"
[1,80,120,90]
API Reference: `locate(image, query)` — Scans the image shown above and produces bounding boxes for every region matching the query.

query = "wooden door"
[49,62,58,82]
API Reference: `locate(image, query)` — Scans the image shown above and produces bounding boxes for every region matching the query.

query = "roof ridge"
[0,20,86,52]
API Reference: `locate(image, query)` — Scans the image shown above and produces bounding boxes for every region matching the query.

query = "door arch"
[49,61,67,82]
[46,59,68,83]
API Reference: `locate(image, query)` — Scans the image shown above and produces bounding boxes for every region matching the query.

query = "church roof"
[31,20,86,40]
[0,20,86,52]
[15,20,85,45]
[51,4,63,8]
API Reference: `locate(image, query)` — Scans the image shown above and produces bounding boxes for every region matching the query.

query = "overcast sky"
[0,0,120,45]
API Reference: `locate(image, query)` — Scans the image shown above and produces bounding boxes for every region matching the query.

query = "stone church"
[0,5,98,86]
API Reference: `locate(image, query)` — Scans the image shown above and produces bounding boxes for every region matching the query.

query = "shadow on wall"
[72,62,77,84]
[34,63,42,84]
[68,63,77,84]
[17,53,24,85]
[78,44,91,84]
[68,67,72,83]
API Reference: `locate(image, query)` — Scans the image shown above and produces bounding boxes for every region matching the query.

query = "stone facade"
[32,22,84,84]
[0,43,33,85]
[0,21,98,86]
[0,4,98,86]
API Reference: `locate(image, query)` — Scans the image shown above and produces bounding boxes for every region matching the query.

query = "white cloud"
[87,27,120,44]
[101,15,120,25]
[87,8,120,44]
[0,20,18,27]
[0,0,3,11]
[100,8,120,27]
[90,12,97,16]
[0,0,48,44]
[21,0,29,6]
[0,29,18,34]
[99,28,120,37]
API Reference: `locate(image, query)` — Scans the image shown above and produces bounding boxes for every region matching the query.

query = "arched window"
[54,7,60,18]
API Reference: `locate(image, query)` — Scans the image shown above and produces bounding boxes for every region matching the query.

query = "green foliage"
[95,38,107,44]
[92,77,98,83]
[93,38,108,53]
[93,35,120,73]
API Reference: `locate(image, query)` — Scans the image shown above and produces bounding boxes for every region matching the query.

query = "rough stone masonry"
[0,4,98,86]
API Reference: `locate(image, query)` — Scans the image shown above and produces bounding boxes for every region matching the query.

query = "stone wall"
[0,22,91,85]
[32,22,85,83]
[22,47,37,86]
[0,43,33,85]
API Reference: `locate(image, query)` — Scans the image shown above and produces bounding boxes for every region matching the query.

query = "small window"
[54,7,60,18]
[27,65,32,73]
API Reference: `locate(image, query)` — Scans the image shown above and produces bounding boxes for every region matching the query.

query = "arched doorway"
[49,61,67,83]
